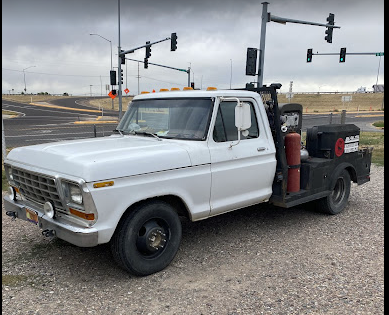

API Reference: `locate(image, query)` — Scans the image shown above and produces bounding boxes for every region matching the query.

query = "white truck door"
[208,97,277,216]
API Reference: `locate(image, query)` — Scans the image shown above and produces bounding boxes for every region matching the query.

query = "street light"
[90,33,114,109]
[318,85,327,94]
[230,59,232,89]
[23,66,36,93]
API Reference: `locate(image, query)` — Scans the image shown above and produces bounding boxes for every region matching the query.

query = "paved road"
[302,112,384,133]
[2,97,384,149]
[2,98,118,148]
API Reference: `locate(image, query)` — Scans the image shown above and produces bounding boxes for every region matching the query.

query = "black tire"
[318,169,351,215]
[110,200,182,276]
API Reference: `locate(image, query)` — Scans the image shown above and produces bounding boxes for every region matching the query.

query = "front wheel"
[318,169,351,215]
[111,200,182,276]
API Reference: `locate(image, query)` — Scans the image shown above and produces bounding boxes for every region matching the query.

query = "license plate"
[26,208,38,225]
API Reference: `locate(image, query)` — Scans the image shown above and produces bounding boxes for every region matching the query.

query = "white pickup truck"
[3,84,372,276]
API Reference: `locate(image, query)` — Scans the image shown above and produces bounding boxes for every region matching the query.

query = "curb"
[74,120,118,125]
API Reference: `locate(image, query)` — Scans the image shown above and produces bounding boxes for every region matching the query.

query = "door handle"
[257,147,266,152]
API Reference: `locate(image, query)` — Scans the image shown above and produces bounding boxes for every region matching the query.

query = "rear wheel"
[318,169,351,215]
[111,200,182,276]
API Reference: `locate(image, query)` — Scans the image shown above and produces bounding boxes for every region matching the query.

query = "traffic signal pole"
[257,2,341,87]
[257,2,269,88]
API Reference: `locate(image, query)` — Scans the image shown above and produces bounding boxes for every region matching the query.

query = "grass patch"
[278,93,384,112]
[2,110,19,116]
[88,95,133,112]
[359,132,384,166]
[2,274,29,286]
[2,94,70,104]
[2,168,8,191]
[373,121,384,128]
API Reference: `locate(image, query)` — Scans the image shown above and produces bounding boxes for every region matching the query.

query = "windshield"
[116,98,213,140]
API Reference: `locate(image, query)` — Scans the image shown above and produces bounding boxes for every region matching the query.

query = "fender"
[328,162,356,191]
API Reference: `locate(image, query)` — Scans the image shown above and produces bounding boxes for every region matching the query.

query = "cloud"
[2,0,384,95]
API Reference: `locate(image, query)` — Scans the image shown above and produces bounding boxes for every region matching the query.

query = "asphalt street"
[2,97,384,149]
[2,98,118,148]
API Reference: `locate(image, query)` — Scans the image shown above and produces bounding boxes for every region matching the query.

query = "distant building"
[372,84,384,92]
[356,86,367,93]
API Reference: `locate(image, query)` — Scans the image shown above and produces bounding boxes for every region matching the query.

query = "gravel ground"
[2,165,384,315]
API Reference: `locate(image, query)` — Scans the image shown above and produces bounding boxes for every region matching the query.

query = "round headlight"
[43,201,55,219]
[8,187,15,201]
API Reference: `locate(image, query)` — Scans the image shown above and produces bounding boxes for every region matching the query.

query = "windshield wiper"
[113,128,124,136]
[133,131,162,141]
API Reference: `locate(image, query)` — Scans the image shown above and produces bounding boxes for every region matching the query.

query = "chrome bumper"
[3,195,98,247]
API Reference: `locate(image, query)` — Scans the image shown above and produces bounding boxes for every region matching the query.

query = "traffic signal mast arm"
[269,14,341,29]
[311,52,384,56]
[126,58,187,73]
[120,37,171,56]
[126,58,191,87]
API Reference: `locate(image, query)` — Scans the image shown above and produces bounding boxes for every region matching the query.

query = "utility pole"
[117,0,123,120]
[230,59,232,89]
[137,61,140,95]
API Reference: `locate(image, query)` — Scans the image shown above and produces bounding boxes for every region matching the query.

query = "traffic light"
[119,69,124,84]
[307,48,313,63]
[144,58,148,69]
[339,47,346,63]
[112,89,116,95]
[110,70,116,85]
[246,48,257,76]
[190,82,195,89]
[146,41,152,59]
[171,33,177,51]
[120,50,125,64]
[325,13,335,43]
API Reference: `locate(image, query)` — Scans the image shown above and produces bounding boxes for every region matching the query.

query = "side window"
[213,101,259,143]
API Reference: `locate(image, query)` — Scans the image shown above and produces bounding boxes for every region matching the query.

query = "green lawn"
[373,121,384,128]
[359,132,384,166]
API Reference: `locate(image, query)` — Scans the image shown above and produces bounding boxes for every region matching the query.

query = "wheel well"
[345,166,357,183]
[115,195,191,234]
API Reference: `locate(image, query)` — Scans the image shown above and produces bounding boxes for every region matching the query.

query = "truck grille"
[12,168,65,210]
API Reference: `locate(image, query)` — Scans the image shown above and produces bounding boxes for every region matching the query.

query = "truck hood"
[6,135,192,182]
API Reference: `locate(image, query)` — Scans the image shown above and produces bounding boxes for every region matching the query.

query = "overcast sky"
[2,0,384,95]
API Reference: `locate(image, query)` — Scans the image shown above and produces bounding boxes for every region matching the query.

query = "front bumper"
[3,195,98,247]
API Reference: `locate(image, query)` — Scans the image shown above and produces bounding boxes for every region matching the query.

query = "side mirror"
[235,102,251,131]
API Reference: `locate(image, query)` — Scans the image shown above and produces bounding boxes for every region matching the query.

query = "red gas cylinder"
[285,132,301,192]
